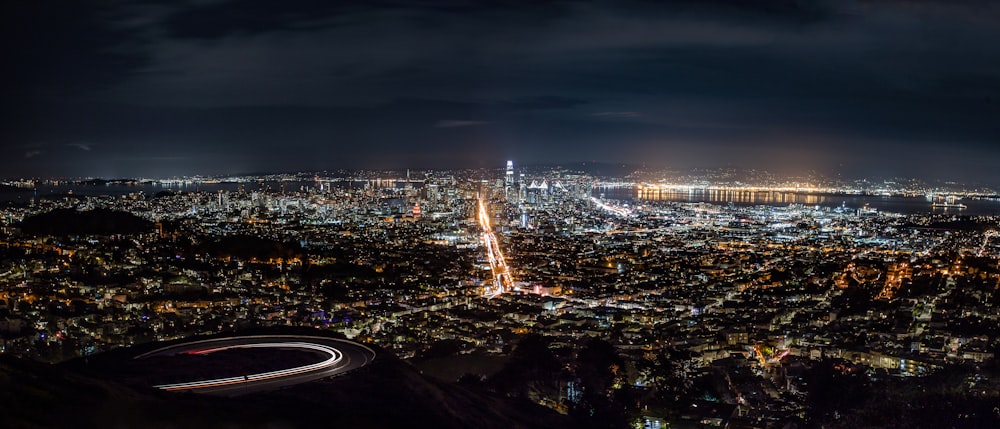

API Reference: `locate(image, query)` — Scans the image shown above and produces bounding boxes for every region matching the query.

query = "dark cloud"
[622,0,837,25]
[508,96,589,110]
[435,120,491,128]
[1,2,149,99]
[1,0,999,183]
[592,112,641,118]
[162,0,351,39]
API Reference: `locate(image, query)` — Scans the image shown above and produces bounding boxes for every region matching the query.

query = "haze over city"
[4,1,999,181]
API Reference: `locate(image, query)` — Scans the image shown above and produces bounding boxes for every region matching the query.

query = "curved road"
[134,335,375,395]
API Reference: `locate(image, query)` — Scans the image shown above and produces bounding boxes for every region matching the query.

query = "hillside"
[18,208,153,236]
[0,331,571,429]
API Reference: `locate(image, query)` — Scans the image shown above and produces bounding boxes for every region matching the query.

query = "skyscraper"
[505,160,514,200]
[519,173,526,202]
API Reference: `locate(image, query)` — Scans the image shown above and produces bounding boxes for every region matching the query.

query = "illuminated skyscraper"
[519,173,526,202]
[505,160,514,200]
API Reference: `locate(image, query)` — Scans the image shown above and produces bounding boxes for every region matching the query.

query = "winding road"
[134,335,376,395]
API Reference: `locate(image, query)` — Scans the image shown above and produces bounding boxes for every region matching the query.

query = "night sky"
[3,1,999,181]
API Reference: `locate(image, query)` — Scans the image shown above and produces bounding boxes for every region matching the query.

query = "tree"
[571,339,629,428]
[490,334,561,399]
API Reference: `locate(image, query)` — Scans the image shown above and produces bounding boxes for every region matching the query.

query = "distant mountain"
[517,162,641,178]
[18,208,153,236]
[1,329,572,429]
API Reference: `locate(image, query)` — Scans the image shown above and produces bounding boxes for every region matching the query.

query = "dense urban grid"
[3,162,1000,427]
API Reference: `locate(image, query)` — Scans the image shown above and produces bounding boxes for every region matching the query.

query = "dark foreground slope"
[0,337,570,429]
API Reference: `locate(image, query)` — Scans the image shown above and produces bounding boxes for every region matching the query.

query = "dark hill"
[204,235,303,260]
[18,208,153,236]
[1,330,572,429]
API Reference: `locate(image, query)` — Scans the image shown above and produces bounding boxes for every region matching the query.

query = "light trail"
[478,196,515,298]
[752,345,790,367]
[590,196,632,217]
[153,342,341,391]
[134,335,375,395]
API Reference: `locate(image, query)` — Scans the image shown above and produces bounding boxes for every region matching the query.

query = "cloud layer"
[1,0,998,181]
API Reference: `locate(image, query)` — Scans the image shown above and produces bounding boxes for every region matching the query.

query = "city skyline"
[4,160,1000,427]
[6,4,1000,426]
[3,1,999,182]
